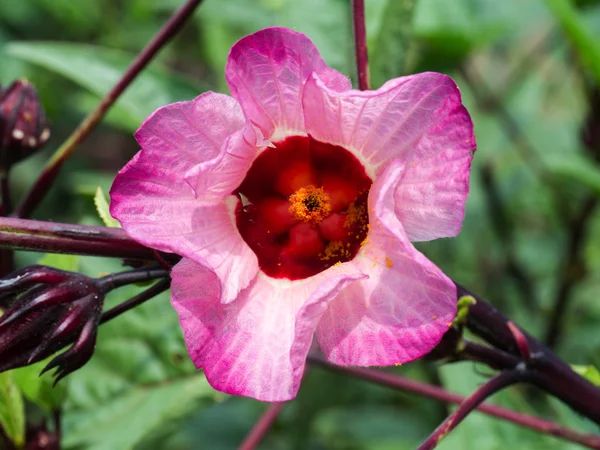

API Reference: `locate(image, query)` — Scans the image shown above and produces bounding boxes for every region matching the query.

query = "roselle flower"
[110,27,476,401]
[0,79,50,169]
[0,265,102,381]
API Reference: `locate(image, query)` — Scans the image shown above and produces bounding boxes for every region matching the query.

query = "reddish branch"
[459,284,600,425]
[308,355,600,449]
[352,0,370,90]
[239,402,286,450]
[13,0,205,219]
[0,217,156,260]
[417,370,527,450]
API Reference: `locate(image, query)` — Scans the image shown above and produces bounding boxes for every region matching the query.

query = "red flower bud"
[0,80,50,169]
[0,265,102,382]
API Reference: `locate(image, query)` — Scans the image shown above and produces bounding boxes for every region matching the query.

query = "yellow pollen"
[385,257,393,268]
[319,241,352,261]
[289,185,331,224]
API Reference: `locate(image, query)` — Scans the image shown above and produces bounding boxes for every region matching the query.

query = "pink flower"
[110,27,475,401]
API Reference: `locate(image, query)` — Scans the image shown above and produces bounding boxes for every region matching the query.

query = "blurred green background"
[1,0,600,448]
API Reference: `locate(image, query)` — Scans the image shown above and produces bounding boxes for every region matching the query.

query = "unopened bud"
[0,79,50,169]
[0,265,103,382]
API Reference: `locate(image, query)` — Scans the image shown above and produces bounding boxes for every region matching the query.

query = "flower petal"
[302,71,475,240]
[171,258,365,401]
[110,92,259,303]
[316,160,457,366]
[226,27,351,140]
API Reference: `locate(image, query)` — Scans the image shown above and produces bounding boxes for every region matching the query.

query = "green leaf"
[545,0,600,85]
[370,0,418,88]
[63,375,214,450]
[4,42,204,132]
[546,153,600,194]
[571,364,600,387]
[0,372,25,448]
[94,186,121,228]
[12,362,66,411]
[62,277,217,450]
[37,253,80,272]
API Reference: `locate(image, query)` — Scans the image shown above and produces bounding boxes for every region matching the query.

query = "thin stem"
[308,355,600,449]
[239,402,286,450]
[544,194,598,348]
[13,0,205,218]
[53,409,61,444]
[97,267,169,293]
[0,169,10,216]
[460,340,520,370]
[417,370,526,450]
[352,0,370,90]
[479,163,536,310]
[0,217,157,260]
[100,278,171,324]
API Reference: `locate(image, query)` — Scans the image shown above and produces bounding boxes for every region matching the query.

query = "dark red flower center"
[235,136,372,280]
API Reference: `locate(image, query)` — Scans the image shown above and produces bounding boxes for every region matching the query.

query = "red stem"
[238,402,286,450]
[417,370,526,450]
[308,355,600,449]
[13,0,205,218]
[459,284,600,424]
[0,217,155,260]
[352,0,370,90]
[100,278,171,324]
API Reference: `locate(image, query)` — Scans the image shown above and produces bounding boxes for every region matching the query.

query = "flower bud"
[0,265,103,382]
[0,80,50,169]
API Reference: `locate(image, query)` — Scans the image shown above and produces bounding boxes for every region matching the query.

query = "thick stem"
[239,402,286,450]
[459,283,600,424]
[100,278,171,324]
[0,217,156,260]
[13,0,205,218]
[308,355,600,449]
[417,370,526,450]
[352,0,370,90]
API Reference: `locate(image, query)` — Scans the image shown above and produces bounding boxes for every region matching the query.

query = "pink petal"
[316,160,457,366]
[110,92,259,303]
[303,72,475,240]
[171,258,365,401]
[226,27,351,141]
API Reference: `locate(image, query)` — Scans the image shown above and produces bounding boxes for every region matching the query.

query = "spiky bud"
[0,265,103,383]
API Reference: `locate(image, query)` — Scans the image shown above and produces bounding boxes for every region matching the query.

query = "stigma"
[289,185,331,224]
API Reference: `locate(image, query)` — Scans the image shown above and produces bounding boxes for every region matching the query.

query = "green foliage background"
[1,0,600,448]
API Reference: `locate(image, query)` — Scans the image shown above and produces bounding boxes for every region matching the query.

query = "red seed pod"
[0,79,51,169]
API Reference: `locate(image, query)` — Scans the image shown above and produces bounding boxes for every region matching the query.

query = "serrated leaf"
[0,372,25,448]
[571,364,600,387]
[62,282,217,450]
[94,186,121,228]
[37,253,80,272]
[4,42,205,132]
[63,375,213,450]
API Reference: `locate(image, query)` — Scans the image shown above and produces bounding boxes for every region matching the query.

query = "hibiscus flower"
[110,27,475,401]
